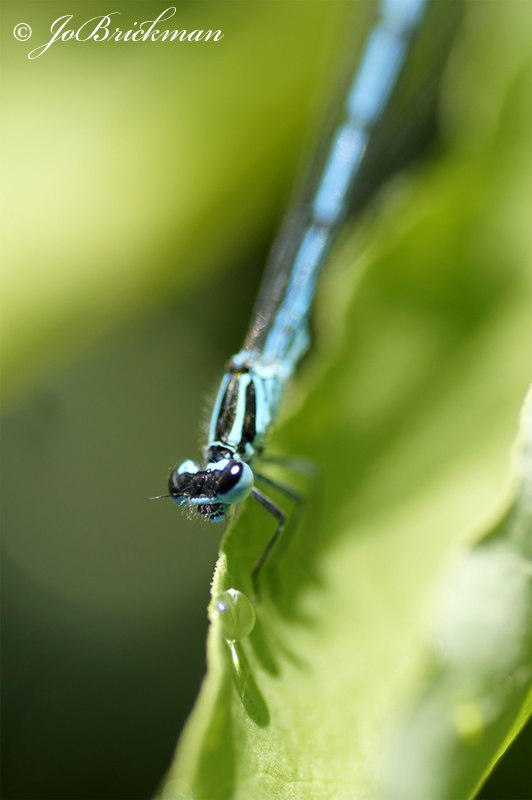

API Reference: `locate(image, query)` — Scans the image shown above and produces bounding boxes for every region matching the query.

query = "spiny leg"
[258,454,320,483]
[255,471,306,569]
[256,455,324,589]
[255,470,304,505]
[250,472,309,598]
[250,486,286,598]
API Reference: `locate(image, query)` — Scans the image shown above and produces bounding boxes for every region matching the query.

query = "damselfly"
[162,0,463,591]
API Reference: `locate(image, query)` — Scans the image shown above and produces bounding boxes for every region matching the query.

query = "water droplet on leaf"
[214,587,256,642]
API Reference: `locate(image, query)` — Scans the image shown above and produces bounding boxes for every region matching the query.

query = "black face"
[168,457,252,523]
[168,462,236,523]
[169,460,251,498]
[168,468,216,500]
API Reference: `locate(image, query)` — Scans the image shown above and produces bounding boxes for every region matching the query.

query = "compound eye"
[168,460,199,500]
[217,461,253,504]
[168,469,185,496]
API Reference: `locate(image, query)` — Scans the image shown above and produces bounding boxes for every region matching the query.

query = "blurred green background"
[1,1,531,799]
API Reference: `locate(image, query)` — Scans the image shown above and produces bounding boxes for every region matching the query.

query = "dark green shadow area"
[479,717,532,800]
[227,641,270,728]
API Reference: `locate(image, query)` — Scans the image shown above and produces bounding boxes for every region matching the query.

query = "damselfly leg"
[251,461,319,598]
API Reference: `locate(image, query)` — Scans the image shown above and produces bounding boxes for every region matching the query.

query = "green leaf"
[156,2,532,797]
[385,390,532,800]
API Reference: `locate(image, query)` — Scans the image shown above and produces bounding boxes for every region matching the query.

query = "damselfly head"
[168,467,229,522]
[168,457,254,523]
